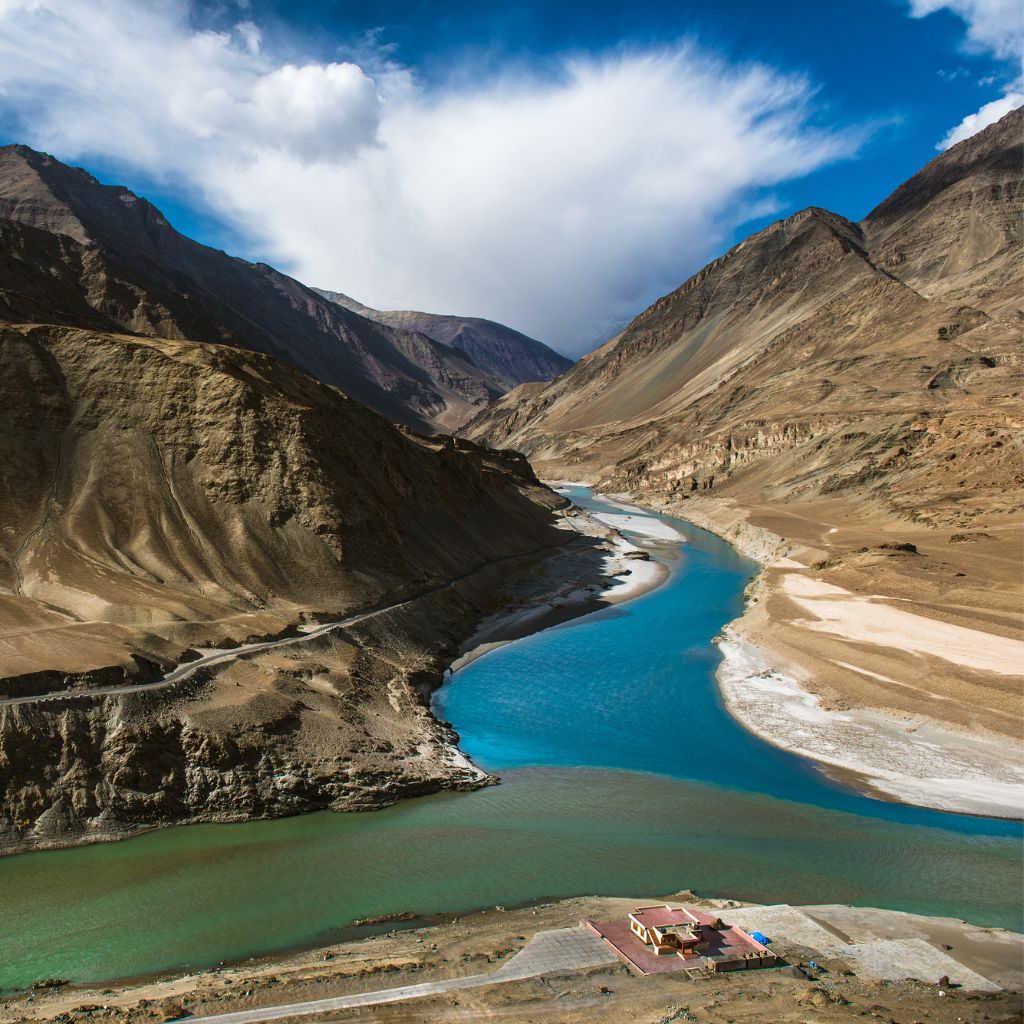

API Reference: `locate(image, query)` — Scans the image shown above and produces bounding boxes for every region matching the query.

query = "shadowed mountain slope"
[317,288,573,388]
[0,145,506,432]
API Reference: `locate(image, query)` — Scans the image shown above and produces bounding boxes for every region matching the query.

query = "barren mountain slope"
[465,109,1024,758]
[317,288,573,387]
[0,146,505,432]
[0,319,578,853]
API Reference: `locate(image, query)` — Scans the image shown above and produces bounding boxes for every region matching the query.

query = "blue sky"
[250,0,1018,222]
[0,0,1020,353]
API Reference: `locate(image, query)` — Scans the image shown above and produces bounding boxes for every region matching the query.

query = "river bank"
[3,891,1020,1023]
[448,494,672,673]
[590,487,1024,820]
[0,517,629,858]
[3,494,1021,991]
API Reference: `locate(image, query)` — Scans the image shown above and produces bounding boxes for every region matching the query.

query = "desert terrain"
[465,109,1024,815]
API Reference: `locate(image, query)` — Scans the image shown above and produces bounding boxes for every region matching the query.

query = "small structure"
[586,905,779,976]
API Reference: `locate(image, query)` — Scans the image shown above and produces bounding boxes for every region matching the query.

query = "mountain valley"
[465,108,1024,802]
[0,149,591,853]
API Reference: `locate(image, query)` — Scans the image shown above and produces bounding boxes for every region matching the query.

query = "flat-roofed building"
[588,905,779,975]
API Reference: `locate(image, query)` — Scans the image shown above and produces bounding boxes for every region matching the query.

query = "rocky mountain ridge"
[317,288,572,388]
[465,108,1022,525]
[0,145,515,433]
[0,317,584,853]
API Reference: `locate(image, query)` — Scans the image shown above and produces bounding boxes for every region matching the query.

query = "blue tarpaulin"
[750,931,771,945]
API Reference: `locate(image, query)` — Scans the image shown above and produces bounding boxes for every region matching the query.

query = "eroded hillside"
[0,318,581,853]
[465,109,1024,755]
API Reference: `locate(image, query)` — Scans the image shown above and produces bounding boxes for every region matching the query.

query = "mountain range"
[0,146,581,853]
[0,145,568,434]
[0,109,1020,853]
[466,107,1023,750]
[466,108,1021,523]
[316,289,572,388]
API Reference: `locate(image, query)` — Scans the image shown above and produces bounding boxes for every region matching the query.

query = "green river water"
[0,489,1019,989]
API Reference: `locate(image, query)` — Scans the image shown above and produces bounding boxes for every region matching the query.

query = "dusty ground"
[3,893,1020,1024]
[655,493,1024,817]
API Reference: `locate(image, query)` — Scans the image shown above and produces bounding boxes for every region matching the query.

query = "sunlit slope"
[464,107,1023,525]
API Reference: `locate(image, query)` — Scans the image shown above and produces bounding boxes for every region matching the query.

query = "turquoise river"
[0,488,1020,990]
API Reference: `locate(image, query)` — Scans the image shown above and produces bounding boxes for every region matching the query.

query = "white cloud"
[938,88,1024,145]
[0,0,859,354]
[910,0,1023,60]
[0,1,382,166]
[909,0,1024,148]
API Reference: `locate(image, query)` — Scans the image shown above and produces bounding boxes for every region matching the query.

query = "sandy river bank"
[633,492,1024,819]
[448,492,672,673]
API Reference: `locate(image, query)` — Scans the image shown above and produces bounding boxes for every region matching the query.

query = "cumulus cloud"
[0,0,382,166]
[909,0,1024,148]
[0,0,858,353]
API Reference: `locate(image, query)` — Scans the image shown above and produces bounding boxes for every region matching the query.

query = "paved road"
[184,927,618,1024]
[1,540,576,710]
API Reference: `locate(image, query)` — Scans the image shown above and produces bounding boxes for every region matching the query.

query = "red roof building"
[585,905,779,976]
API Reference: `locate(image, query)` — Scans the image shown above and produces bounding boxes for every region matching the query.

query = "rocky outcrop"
[0,557,549,855]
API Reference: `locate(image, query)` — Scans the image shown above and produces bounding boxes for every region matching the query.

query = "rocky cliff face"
[0,559,531,853]
[464,109,1023,527]
[0,146,507,433]
[0,279,573,852]
[317,289,573,388]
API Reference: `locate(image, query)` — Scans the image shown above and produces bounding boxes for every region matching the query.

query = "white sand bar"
[600,540,666,601]
[782,575,1024,677]
[591,513,686,542]
[717,631,1024,818]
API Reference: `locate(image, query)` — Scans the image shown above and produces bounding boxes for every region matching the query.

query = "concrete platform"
[491,925,619,980]
[719,905,1007,992]
[584,918,704,975]
[804,904,1024,991]
[724,904,849,956]
[833,937,1002,992]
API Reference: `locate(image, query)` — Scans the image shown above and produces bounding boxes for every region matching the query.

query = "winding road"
[0,537,584,710]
